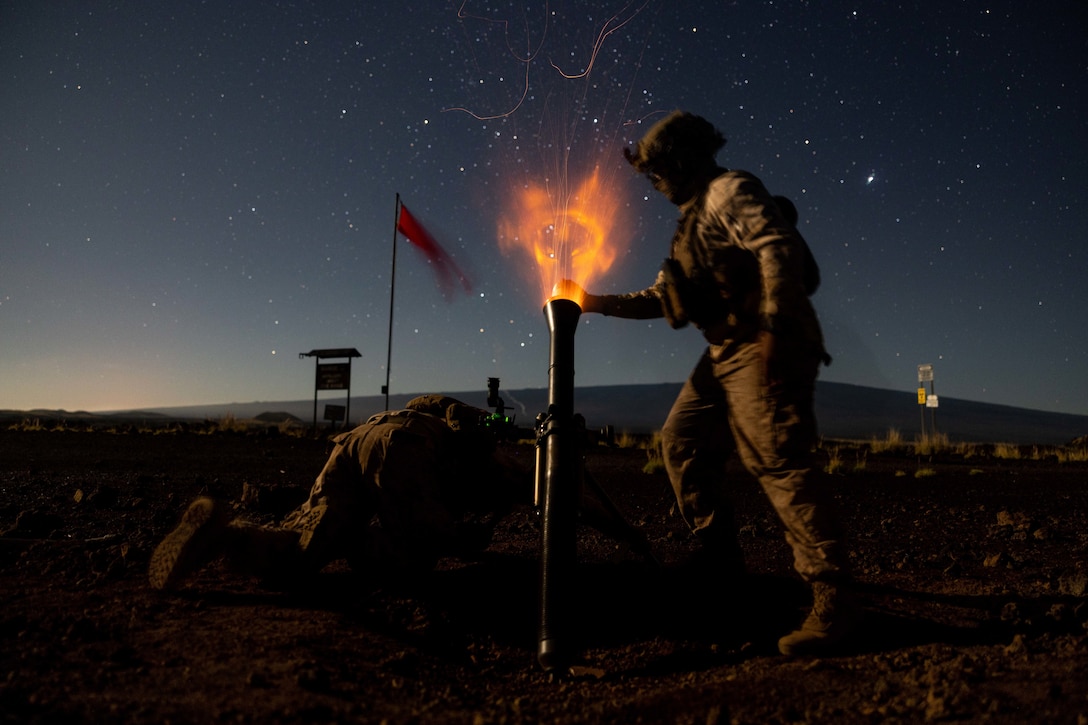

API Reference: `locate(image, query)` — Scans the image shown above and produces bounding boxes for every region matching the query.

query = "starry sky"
[2,1,1085,416]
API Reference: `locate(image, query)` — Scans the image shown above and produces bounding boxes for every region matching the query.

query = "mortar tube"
[536,298,582,673]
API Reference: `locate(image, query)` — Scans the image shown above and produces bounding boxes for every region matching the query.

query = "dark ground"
[1,427,1086,723]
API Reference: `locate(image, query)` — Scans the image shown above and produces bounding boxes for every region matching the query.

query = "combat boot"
[777,580,858,656]
[149,497,232,590]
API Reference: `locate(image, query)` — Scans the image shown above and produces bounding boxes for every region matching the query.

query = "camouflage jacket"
[596,169,826,359]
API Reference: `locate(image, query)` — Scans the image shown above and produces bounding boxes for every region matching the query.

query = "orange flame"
[498,167,628,308]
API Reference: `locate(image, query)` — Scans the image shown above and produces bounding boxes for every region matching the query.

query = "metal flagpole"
[384,193,401,411]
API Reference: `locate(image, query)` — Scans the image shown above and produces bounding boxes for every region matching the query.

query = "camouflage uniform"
[665,170,843,583]
[149,395,527,590]
[581,111,854,653]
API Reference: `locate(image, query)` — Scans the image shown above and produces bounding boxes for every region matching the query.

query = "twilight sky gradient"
[2,1,1085,416]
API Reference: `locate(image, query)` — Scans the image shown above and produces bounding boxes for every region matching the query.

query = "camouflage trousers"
[662,340,849,582]
[239,410,456,579]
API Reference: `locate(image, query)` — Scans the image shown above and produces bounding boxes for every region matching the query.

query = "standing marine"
[564,110,856,655]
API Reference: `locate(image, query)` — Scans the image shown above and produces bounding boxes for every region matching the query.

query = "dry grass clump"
[641,431,666,474]
[1055,446,1088,463]
[814,429,1088,479]
[612,429,667,474]
[822,445,870,475]
[5,414,310,437]
[193,413,308,437]
[823,445,844,475]
[614,430,644,449]
[215,411,246,433]
[958,442,1088,463]
[914,432,951,456]
[278,419,307,436]
[869,428,905,454]
[7,417,48,432]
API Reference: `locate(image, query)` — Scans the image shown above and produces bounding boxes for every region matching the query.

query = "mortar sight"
[487,377,504,412]
[483,377,533,443]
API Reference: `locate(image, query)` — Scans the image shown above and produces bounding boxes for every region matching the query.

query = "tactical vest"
[659,199,759,330]
[659,192,820,332]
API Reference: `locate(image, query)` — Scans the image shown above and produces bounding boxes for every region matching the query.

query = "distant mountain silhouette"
[83,381,1088,445]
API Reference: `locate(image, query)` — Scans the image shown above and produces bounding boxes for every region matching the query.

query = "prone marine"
[149,395,532,590]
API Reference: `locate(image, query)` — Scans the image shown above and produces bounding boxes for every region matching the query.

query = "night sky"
[2,1,1085,417]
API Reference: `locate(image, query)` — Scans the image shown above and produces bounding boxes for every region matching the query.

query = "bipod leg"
[581,471,660,567]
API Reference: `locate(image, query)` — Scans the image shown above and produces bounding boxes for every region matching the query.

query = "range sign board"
[316,362,351,391]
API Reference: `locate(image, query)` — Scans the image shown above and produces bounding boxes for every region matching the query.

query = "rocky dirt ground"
[1,425,1087,724]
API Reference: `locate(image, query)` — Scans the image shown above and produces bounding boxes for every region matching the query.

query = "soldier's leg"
[291,414,452,580]
[722,341,848,580]
[720,340,856,653]
[278,425,381,574]
[220,521,305,582]
[149,498,314,589]
[150,428,379,591]
[662,350,742,562]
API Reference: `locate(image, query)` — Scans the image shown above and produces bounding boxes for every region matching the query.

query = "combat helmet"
[623,111,726,174]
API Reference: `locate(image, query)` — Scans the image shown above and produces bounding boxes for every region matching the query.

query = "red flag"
[396,204,473,299]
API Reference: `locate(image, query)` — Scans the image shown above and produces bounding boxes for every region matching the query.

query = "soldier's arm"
[583,272,667,320]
